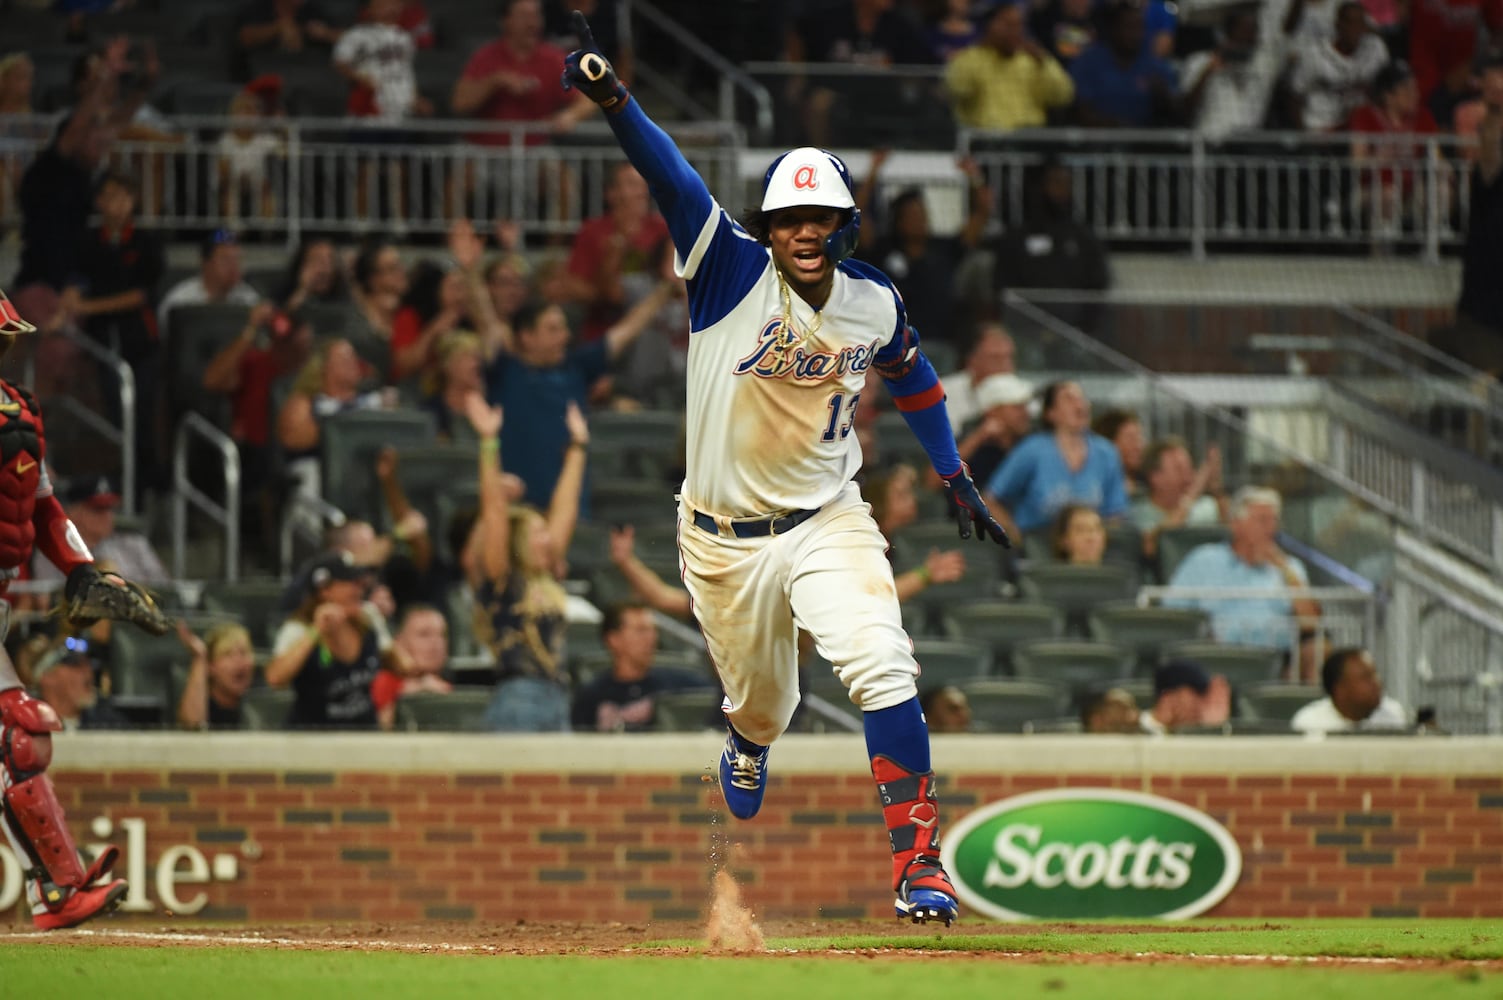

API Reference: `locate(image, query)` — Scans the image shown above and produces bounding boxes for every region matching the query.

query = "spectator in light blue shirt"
[1069,0,1181,127]
[1165,486,1323,680]
[984,380,1129,536]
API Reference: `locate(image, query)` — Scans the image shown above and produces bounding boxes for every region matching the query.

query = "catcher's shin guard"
[871,754,958,925]
[0,694,95,896]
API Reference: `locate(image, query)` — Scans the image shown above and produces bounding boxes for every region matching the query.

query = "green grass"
[2,921,1500,1000]
[0,947,1496,1000]
[758,918,1503,961]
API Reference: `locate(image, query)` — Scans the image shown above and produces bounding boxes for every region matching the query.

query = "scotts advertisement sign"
[941,789,1243,920]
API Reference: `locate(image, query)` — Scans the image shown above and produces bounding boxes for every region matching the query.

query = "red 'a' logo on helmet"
[792,164,819,191]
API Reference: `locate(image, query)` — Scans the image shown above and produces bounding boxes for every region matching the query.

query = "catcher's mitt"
[62,564,172,636]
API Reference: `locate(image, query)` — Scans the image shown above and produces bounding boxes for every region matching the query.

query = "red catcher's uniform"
[0,380,94,594]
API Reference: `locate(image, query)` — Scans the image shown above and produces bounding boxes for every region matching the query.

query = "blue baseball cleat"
[894,856,959,926]
[718,730,770,820]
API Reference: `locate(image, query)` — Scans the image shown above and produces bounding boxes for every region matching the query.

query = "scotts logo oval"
[941,789,1242,920]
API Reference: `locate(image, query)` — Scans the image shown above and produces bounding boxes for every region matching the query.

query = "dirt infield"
[3,918,1502,971]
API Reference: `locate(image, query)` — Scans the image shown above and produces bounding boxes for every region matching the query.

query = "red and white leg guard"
[1,688,125,927]
[871,755,958,913]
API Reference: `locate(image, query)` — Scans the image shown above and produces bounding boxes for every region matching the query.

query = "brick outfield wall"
[30,768,1503,924]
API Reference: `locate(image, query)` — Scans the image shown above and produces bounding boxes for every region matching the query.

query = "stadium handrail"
[172,412,242,582]
[625,0,774,140]
[22,327,136,518]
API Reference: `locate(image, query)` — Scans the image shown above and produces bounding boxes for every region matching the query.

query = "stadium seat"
[565,520,615,578]
[941,601,1063,669]
[1241,683,1322,724]
[1087,603,1211,674]
[593,479,677,526]
[200,579,289,650]
[108,627,195,720]
[587,410,683,480]
[912,638,993,686]
[1160,641,1285,687]
[652,688,722,732]
[1158,525,1232,581]
[1010,638,1136,689]
[893,524,1006,610]
[394,687,494,732]
[1019,564,1138,633]
[1021,717,1084,734]
[239,687,294,731]
[390,444,476,526]
[959,679,1073,733]
[319,410,437,521]
[167,303,255,414]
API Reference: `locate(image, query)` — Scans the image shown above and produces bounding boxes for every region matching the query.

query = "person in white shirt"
[1289,1,1388,131]
[1182,6,1296,139]
[940,322,1017,432]
[1291,647,1409,733]
[333,0,431,123]
[156,229,262,334]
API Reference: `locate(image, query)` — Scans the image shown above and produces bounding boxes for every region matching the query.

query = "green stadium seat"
[1010,638,1137,689]
[587,411,683,480]
[912,638,993,686]
[200,579,286,650]
[1160,641,1285,687]
[319,410,436,521]
[1241,683,1322,724]
[1158,526,1232,581]
[240,687,295,731]
[652,688,722,732]
[1088,603,1212,674]
[942,601,1063,670]
[394,687,495,732]
[959,679,1074,733]
[390,445,477,526]
[592,479,677,526]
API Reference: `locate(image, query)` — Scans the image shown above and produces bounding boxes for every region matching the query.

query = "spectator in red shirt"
[1407,0,1503,101]
[550,163,668,342]
[390,261,471,381]
[450,0,595,146]
[372,603,453,731]
[1350,61,1446,237]
[202,304,315,461]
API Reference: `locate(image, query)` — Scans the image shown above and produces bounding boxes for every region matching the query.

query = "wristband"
[915,565,932,585]
[480,438,500,455]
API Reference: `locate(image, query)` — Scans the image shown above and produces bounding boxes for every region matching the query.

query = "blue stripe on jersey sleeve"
[607,99,767,331]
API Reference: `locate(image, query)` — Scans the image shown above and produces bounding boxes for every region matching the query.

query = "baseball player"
[562,16,1009,925]
[0,288,171,930]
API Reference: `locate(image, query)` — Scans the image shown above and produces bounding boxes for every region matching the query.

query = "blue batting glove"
[941,463,1012,547]
[561,11,629,110]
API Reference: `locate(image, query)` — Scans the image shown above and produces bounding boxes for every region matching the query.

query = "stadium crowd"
[0,0,1477,734]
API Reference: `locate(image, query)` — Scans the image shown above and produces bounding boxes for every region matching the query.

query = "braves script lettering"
[733,319,879,381]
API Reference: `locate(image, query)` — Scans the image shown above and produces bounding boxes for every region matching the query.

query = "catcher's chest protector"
[0,381,44,574]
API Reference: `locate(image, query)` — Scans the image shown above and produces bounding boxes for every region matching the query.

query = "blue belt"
[692,507,821,538]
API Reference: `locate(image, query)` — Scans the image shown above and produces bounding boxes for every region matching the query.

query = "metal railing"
[171,412,241,583]
[1136,585,1377,656]
[1387,530,1503,734]
[959,128,1473,261]
[1,114,743,246]
[1322,388,1503,569]
[624,0,774,142]
[22,328,136,518]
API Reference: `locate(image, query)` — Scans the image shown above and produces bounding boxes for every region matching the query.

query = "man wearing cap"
[563,13,1011,927]
[0,288,170,930]
[31,637,129,732]
[952,372,1033,489]
[30,477,168,592]
[939,322,1018,433]
[1140,660,1232,735]
[155,229,262,335]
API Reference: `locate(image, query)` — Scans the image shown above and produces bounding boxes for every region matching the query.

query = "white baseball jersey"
[674,198,905,518]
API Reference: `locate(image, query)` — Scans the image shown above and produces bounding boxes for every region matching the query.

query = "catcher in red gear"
[0,287,171,930]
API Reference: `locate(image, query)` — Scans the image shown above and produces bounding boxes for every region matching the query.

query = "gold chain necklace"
[776,267,824,343]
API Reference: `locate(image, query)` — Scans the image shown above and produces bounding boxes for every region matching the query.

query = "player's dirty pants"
[678,482,918,745]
